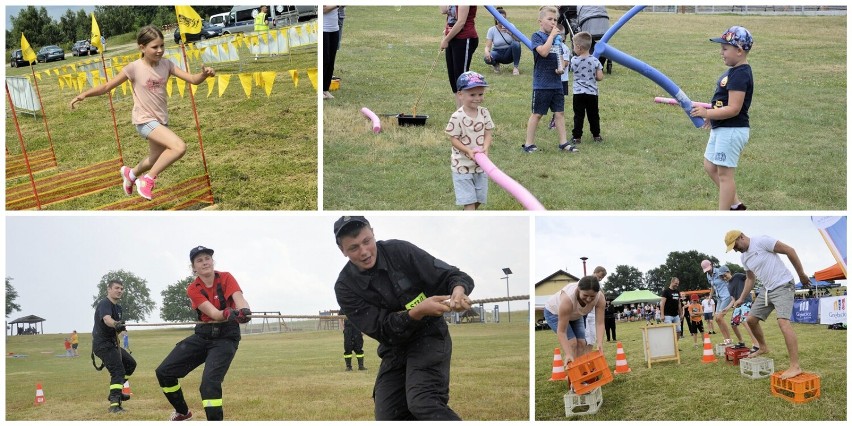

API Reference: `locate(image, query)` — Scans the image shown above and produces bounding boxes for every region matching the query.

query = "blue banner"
[792,298,819,324]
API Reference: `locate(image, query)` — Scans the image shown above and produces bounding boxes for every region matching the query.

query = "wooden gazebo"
[7,315,46,336]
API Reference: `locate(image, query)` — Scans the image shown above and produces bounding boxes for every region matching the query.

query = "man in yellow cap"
[725,230,810,379]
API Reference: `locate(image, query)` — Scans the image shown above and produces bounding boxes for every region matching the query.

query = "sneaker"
[108,405,125,414]
[169,411,193,421]
[492,63,500,73]
[730,203,747,211]
[512,68,520,75]
[750,346,760,354]
[572,137,582,145]
[593,135,603,143]
[734,342,746,349]
[548,115,556,129]
[120,166,135,196]
[722,339,732,345]
[558,141,579,152]
[521,144,538,153]
[137,175,156,200]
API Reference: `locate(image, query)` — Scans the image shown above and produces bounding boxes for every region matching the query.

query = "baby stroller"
[577,6,613,74]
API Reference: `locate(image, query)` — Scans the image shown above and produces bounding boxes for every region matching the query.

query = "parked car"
[10,49,34,67]
[209,12,228,27]
[36,45,65,63]
[174,21,224,43]
[71,40,93,56]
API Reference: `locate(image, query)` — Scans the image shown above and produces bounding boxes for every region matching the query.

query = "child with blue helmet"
[690,26,754,210]
[445,71,493,210]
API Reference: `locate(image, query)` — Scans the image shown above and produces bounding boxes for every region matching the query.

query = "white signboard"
[819,296,847,324]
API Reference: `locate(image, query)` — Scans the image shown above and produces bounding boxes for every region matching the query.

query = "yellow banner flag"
[166,76,175,98]
[20,33,37,64]
[306,68,318,90]
[91,13,103,53]
[261,72,276,97]
[206,77,216,98]
[58,76,65,90]
[238,73,253,98]
[175,5,203,43]
[217,74,232,97]
[288,69,299,88]
[176,78,186,98]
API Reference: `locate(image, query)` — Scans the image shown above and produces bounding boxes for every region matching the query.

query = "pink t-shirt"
[121,58,175,125]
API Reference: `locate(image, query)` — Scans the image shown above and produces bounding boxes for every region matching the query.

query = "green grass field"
[6,321,528,420]
[323,7,846,210]
[534,313,847,420]
[6,31,318,210]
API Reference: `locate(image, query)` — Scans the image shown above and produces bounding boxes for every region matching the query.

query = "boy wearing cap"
[718,266,759,352]
[701,259,734,345]
[726,230,810,379]
[690,26,754,211]
[445,71,494,210]
[333,216,474,420]
[522,6,577,153]
[155,246,252,421]
[686,295,704,347]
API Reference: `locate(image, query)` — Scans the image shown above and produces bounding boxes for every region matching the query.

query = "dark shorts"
[531,89,564,116]
[72,343,79,349]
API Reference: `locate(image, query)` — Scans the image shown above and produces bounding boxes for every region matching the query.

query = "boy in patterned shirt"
[445,71,493,210]
[569,31,604,145]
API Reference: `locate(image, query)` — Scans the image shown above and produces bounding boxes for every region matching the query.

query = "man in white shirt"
[726,230,810,379]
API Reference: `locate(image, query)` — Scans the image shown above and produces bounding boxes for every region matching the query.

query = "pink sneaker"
[137,175,156,200]
[120,166,135,196]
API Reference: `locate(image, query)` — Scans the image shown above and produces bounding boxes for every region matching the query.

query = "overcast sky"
[5,214,530,334]
[535,215,845,287]
[6,5,95,29]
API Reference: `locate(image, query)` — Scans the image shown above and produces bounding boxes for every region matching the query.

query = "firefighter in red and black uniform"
[333,216,474,420]
[341,313,366,371]
[155,246,251,421]
[92,279,136,414]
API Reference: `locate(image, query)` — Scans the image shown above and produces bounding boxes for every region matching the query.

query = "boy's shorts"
[452,172,488,206]
[704,127,749,168]
[731,302,751,326]
[750,282,795,321]
[703,312,713,320]
[687,319,704,335]
[715,296,732,316]
[136,120,165,139]
[531,89,564,116]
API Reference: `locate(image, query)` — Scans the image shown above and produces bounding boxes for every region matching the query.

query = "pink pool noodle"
[473,151,545,211]
[360,107,382,134]
[654,96,712,109]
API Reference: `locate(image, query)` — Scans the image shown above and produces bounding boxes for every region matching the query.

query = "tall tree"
[160,277,196,322]
[6,278,22,318]
[644,267,668,295]
[603,265,645,300]
[654,250,720,292]
[8,6,54,48]
[91,270,156,322]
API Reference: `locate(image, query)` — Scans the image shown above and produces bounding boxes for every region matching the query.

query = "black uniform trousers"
[95,345,136,401]
[344,326,364,355]
[155,332,239,421]
[604,317,617,341]
[373,332,459,420]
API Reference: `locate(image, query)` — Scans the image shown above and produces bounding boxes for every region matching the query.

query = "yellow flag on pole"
[90,13,103,52]
[20,33,37,63]
[175,5,203,44]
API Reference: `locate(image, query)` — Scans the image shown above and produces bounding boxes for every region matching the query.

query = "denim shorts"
[715,296,732,315]
[704,127,749,168]
[136,121,164,139]
[531,89,564,116]
[544,308,586,341]
[452,172,488,205]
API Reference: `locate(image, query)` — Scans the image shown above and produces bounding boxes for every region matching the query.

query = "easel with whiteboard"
[641,324,681,368]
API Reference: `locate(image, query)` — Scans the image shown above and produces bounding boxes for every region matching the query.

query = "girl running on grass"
[70,25,215,200]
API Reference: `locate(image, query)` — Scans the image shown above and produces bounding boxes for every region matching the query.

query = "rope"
[99,52,124,161]
[412,49,443,117]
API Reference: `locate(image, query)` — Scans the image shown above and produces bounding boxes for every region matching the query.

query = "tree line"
[6,270,199,324]
[601,250,746,300]
[6,6,231,50]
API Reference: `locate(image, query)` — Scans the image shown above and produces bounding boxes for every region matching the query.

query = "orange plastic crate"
[565,350,613,395]
[770,372,821,403]
[725,346,751,366]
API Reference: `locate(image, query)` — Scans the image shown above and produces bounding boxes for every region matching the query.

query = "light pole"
[580,257,588,276]
[502,268,513,323]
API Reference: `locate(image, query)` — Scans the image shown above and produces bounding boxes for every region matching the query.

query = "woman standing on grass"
[70,26,215,201]
[440,5,478,107]
[154,246,251,421]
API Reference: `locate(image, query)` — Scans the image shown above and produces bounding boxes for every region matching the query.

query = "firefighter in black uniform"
[155,246,252,421]
[342,314,366,371]
[333,216,474,420]
[92,280,137,414]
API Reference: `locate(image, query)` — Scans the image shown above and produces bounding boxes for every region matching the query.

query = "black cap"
[333,216,370,238]
[189,245,214,262]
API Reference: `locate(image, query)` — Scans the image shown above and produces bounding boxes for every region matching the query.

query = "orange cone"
[122,380,133,396]
[613,341,631,374]
[34,383,45,405]
[701,333,717,363]
[548,348,567,381]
